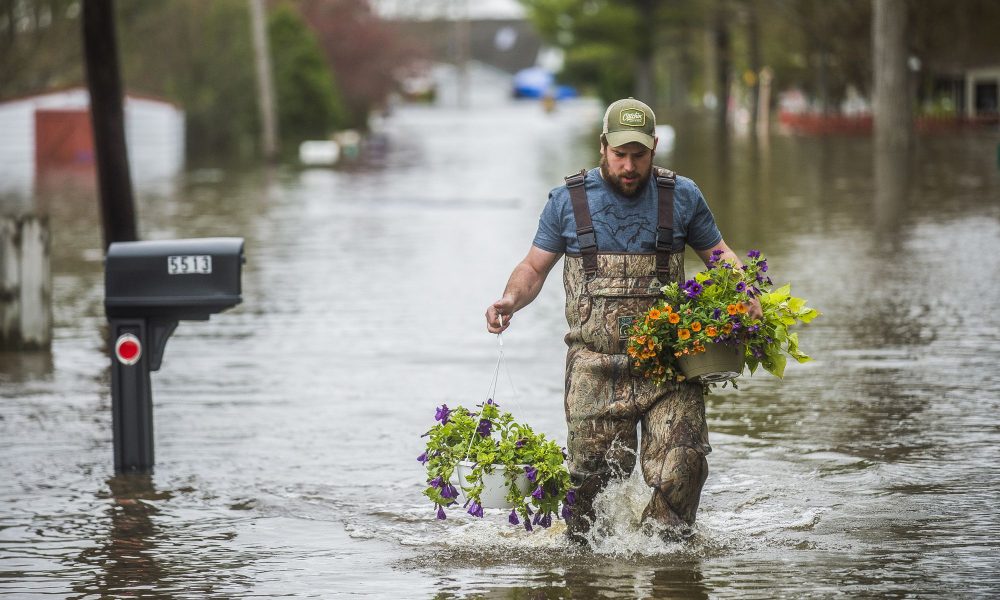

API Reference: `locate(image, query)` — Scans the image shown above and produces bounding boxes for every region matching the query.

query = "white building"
[0,87,185,203]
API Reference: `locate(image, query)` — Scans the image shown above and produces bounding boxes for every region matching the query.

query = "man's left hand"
[746,297,763,320]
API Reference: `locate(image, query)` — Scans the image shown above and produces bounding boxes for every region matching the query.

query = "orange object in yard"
[34,109,95,171]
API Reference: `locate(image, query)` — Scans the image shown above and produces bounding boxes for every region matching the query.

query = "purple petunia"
[467,501,484,518]
[515,438,526,449]
[531,486,544,500]
[440,484,458,500]
[702,279,714,287]
[540,513,552,528]
[434,404,451,425]
[524,466,538,483]
[429,476,443,489]
[476,419,493,437]
[713,308,722,319]
[524,518,533,532]
[759,260,768,272]
[683,280,703,299]
[532,511,541,525]
[417,451,428,464]
[509,509,520,525]
[565,489,576,505]
[436,505,446,520]
[736,281,746,293]
[561,504,572,520]
[747,249,761,259]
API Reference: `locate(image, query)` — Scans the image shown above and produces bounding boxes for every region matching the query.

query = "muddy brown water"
[2,95,999,598]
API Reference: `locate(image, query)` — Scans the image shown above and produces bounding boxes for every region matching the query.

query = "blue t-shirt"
[532,167,722,254]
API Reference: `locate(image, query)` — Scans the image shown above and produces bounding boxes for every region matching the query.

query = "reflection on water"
[2,91,1000,598]
[73,475,171,598]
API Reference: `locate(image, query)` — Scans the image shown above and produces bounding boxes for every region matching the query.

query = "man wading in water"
[485,98,761,543]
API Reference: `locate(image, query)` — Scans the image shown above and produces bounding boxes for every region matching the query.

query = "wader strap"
[565,169,598,277]
[655,167,677,279]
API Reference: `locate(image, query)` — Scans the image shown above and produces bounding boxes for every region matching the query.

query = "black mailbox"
[104,237,245,472]
[106,237,244,320]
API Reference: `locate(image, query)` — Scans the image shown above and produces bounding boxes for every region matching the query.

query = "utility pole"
[249,0,279,161]
[713,0,731,132]
[872,0,912,152]
[872,0,911,240]
[81,0,137,249]
[633,0,657,107]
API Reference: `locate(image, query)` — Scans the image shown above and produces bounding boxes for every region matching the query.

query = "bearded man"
[485,97,760,543]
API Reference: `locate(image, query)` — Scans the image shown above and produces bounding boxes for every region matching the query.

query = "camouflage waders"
[561,168,711,542]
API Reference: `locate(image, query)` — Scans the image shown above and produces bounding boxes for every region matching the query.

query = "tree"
[268,3,346,145]
[297,0,423,129]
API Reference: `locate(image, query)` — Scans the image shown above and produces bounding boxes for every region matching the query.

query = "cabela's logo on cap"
[619,108,646,127]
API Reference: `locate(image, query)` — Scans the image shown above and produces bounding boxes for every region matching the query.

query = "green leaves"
[421,403,571,528]
[754,280,821,378]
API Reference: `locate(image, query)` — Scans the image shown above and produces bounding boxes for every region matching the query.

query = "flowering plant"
[419,400,574,530]
[627,249,820,384]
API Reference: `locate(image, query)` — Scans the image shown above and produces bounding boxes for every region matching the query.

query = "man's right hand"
[486,297,514,334]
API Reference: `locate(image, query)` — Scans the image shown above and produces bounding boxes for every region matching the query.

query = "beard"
[599,154,653,198]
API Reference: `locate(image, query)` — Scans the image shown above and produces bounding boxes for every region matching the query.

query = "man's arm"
[694,239,742,269]
[486,246,562,333]
[694,239,763,320]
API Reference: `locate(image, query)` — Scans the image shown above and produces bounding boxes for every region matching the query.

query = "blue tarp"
[512,67,577,100]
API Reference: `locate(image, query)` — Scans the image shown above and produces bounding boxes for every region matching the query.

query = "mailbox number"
[167,255,212,275]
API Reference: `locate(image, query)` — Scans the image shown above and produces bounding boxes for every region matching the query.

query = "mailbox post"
[105,238,244,472]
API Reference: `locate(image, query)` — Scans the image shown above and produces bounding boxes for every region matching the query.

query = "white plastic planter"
[455,460,531,509]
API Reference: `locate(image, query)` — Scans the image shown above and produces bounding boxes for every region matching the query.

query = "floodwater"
[2,83,1000,598]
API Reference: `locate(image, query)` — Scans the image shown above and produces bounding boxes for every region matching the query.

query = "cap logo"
[619,108,646,127]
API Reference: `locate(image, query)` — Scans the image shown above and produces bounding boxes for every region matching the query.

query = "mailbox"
[104,237,245,472]
[106,238,244,320]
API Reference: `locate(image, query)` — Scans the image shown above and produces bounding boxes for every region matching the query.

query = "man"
[485,98,760,543]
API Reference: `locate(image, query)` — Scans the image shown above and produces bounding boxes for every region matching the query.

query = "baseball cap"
[602,97,656,149]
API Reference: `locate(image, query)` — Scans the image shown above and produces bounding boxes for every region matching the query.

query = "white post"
[0,215,52,350]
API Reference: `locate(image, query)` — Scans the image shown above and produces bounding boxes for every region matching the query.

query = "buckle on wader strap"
[565,169,598,279]
[655,168,677,279]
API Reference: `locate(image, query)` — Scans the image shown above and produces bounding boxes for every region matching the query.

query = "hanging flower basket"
[420,400,575,530]
[677,342,745,383]
[454,460,531,509]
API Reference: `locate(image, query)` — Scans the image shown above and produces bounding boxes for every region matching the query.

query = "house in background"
[0,87,184,203]
[964,65,1000,119]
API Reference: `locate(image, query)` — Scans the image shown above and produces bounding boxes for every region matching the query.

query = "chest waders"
[562,167,711,542]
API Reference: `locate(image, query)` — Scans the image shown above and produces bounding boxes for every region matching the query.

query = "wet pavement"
[2,86,999,598]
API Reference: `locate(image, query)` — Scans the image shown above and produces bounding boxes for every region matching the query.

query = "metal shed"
[0,87,185,201]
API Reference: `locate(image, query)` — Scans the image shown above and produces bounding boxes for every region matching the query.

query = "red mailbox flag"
[114,333,141,365]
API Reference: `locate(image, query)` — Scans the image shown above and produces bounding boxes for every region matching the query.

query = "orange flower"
[736,303,748,314]
[706,326,718,337]
[664,304,673,313]
[691,322,702,332]
[678,329,691,340]
[648,308,661,320]
[674,351,682,357]
[668,313,680,324]
[727,304,739,316]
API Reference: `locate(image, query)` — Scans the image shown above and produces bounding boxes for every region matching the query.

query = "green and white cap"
[602,97,656,149]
